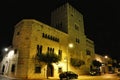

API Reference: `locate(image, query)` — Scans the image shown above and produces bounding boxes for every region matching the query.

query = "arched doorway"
[47,64,54,77]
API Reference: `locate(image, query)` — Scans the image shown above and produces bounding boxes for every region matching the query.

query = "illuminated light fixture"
[66,43,74,72]
[4,48,8,52]
[104,56,108,59]
[68,43,73,48]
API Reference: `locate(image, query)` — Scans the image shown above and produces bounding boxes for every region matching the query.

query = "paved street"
[0,73,120,80]
[78,73,120,80]
[0,75,21,80]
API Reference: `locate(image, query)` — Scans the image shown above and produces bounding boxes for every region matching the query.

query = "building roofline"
[15,19,68,36]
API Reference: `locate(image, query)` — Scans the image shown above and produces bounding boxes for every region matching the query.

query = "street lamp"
[68,43,73,48]
[104,55,108,65]
[67,43,73,72]
[4,48,8,52]
[105,55,108,59]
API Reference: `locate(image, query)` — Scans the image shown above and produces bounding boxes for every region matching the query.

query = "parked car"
[89,69,97,76]
[59,71,78,80]
[117,68,120,76]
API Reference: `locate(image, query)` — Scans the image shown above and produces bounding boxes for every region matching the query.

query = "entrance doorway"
[2,65,5,74]
[47,64,54,77]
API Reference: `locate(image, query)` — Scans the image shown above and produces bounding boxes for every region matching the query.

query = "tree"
[36,52,60,78]
[37,52,60,64]
[92,60,102,68]
[92,60,102,74]
[70,58,85,67]
[112,59,117,68]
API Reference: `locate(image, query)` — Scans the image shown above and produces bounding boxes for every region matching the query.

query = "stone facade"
[12,19,69,79]
[0,3,95,79]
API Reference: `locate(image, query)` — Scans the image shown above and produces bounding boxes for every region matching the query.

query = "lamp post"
[66,43,73,72]
[104,55,110,73]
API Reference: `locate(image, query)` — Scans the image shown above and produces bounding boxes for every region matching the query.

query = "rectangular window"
[50,48,52,53]
[11,64,15,72]
[44,34,47,38]
[42,33,44,37]
[58,50,62,60]
[17,32,20,35]
[52,48,54,53]
[76,38,80,43]
[40,45,43,54]
[2,65,5,73]
[48,47,54,53]
[37,45,39,53]
[75,24,79,31]
[35,66,41,73]
[60,22,62,27]
[37,45,42,54]
[58,67,62,73]
[14,49,17,54]
[47,47,50,53]
[86,50,91,55]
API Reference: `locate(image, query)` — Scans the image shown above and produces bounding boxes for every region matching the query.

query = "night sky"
[0,0,119,60]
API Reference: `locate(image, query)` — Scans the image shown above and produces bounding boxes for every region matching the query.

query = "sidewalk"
[0,74,21,80]
[0,74,59,80]
[24,77,59,80]
[1,74,118,80]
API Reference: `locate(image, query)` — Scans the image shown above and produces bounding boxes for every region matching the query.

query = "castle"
[0,3,95,79]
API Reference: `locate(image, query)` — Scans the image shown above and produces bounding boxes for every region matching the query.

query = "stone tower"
[51,3,87,61]
[10,3,95,79]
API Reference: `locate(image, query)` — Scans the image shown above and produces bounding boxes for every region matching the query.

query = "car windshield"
[62,71,76,74]
[67,71,75,74]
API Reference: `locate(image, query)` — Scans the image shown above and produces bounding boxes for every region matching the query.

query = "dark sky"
[0,0,119,60]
